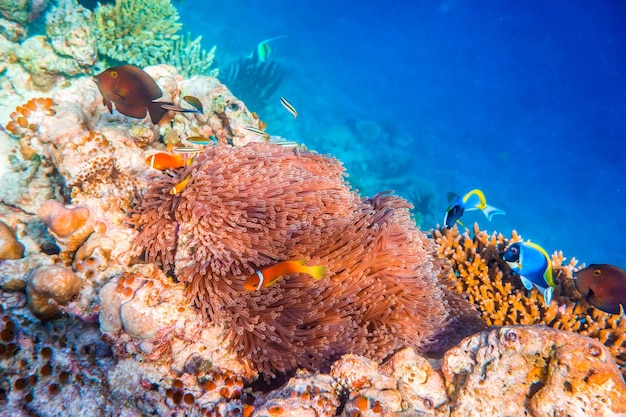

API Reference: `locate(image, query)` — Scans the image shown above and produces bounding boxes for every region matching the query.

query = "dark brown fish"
[574,263,626,314]
[93,65,198,124]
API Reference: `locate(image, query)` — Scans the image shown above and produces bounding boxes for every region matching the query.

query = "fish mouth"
[572,275,588,297]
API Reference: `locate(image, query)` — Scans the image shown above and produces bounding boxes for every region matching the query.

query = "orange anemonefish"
[145,152,188,170]
[243,260,326,291]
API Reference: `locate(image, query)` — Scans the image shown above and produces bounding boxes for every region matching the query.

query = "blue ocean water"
[178,1,626,267]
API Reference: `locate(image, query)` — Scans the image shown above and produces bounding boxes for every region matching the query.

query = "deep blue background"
[178,1,626,266]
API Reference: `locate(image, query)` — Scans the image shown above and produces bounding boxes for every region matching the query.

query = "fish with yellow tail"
[443,189,505,228]
[244,260,326,291]
[502,241,555,305]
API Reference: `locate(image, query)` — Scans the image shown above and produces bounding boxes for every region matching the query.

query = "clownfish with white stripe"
[243,260,326,291]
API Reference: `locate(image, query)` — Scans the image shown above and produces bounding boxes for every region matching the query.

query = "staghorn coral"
[94,0,182,67]
[434,223,626,378]
[169,32,217,79]
[26,264,82,319]
[131,142,484,378]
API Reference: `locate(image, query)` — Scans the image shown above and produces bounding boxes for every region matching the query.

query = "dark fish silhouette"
[93,65,199,124]
[574,264,626,315]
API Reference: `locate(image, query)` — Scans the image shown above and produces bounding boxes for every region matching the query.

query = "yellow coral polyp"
[434,223,626,378]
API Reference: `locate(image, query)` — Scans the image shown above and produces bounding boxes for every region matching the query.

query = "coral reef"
[442,326,626,417]
[132,141,485,378]
[169,32,217,78]
[0,220,25,260]
[45,0,97,69]
[434,224,626,378]
[26,264,82,319]
[0,9,621,410]
[0,0,50,41]
[246,326,626,417]
[94,0,182,67]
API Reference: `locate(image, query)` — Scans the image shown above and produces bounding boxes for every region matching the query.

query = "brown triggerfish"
[93,65,199,124]
[574,263,626,315]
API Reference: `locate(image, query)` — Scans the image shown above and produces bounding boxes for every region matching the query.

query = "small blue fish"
[502,242,555,305]
[248,36,287,63]
[443,189,505,228]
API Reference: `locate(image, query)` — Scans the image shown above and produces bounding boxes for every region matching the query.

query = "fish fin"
[520,276,534,291]
[146,102,170,124]
[456,219,465,227]
[446,192,459,204]
[306,265,327,281]
[543,286,554,305]
[585,289,609,312]
[159,102,201,114]
[481,204,506,221]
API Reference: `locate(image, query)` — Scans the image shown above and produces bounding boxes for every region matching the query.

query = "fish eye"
[593,269,602,276]
[228,102,240,111]
[110,71,118,78]
[510,246,518,254]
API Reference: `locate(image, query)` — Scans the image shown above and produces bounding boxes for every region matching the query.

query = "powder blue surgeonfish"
[443,189,505,228]
[502,242,555,305]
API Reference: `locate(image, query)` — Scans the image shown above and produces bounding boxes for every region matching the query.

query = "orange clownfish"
[145,152,191,170]
[243,260,326,291]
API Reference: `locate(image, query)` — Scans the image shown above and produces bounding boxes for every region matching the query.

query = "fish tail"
[147,102,170,124]
[543,286,554,305]
[305,265,327,280]
[481,204,506,221]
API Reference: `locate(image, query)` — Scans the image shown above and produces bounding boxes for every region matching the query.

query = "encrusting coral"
[434,224,626,378]
[26,264,82,319]
[131,141,485,378]
[38,199,97,262]
[0,220,25,260]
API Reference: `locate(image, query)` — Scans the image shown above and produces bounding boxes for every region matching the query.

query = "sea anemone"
[131,142,484,378]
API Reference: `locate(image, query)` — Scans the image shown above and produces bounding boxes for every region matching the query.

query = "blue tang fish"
[502,242,555,305]
[443,189,505,228]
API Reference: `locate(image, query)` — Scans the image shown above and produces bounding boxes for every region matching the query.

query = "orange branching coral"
[131,142,484,378]
[4,98,55,159]
[434,223,626,377]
